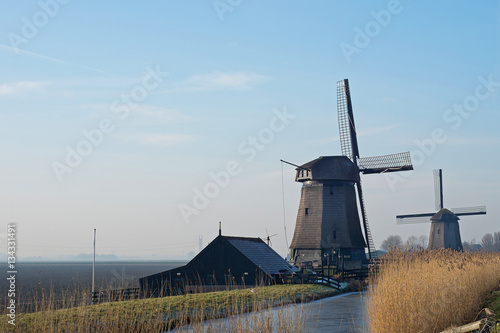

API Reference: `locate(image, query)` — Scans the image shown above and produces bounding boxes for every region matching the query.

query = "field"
[1,284,337,332]
[0,261,185,312]
[367,249,500,333]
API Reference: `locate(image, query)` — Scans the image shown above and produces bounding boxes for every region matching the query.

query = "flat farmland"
[1,261,186,312]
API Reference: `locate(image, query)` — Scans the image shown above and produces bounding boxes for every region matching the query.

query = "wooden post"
[92,228,96,305]
[438,319,486,333]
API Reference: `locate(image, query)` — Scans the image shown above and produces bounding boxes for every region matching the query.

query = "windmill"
[396,169,486,250]
[287,79,413,270]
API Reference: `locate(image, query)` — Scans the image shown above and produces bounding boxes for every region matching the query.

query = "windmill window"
[330,187,333,195]
[332,230,337,240]
[438,229,440,234]
[305,208,309,215]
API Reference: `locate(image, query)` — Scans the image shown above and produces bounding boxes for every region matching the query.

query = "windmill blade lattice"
[356,181,378,258]
[337,79,359,162]
[358,152,413,174]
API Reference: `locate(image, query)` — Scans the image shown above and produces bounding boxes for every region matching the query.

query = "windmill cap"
[295,156,359,182]
[431,208,460,222]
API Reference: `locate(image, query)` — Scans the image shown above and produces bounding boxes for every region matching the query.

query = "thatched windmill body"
[397,169,487,250]
[288,79,413,270]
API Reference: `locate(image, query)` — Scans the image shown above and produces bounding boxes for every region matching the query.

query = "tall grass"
[1,284,333,332]
[367,248,500,333]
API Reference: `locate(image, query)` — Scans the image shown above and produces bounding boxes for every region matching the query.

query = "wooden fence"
[92,288,140,303]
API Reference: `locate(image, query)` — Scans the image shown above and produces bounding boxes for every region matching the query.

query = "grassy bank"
[2,284,338,332]
[486,289,500,327]
[368,249,500,333]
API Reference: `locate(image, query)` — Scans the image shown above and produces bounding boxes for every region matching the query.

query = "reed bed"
[367,248,500,333]
[1,284,333,332]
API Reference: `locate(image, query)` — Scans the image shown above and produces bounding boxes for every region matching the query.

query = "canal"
[172,292,369,333]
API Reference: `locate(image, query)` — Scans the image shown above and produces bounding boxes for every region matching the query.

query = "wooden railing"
[341,268,369,280]
[92,288,140,303]
[306,274,342,290]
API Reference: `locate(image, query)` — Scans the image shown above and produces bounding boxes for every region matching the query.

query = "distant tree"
[407,235,419,249]
[481,233,494,252]
[493,232,500,252]
[462,240,474,251]
[381,235,403,252]
[405,235,427,250]
[418,235,428,248]
[463,238,482,252]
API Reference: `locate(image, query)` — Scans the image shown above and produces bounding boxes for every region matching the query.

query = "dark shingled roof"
[431,208,460,222]
[224,236,297,275]
[297,157,323,170]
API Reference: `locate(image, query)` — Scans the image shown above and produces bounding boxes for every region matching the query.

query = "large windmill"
[288,79,413,270]
[396,169,487,250]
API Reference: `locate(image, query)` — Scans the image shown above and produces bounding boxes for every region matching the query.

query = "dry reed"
[367,248,500,333]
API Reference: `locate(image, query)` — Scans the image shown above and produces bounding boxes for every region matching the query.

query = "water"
[306,293,368,333]
[173,292,369,333]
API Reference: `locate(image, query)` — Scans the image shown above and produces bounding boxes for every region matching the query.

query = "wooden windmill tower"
[288,79,414,270]
[396,169,487,250]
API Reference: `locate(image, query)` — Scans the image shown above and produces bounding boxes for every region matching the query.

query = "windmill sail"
[356,181,378,258]
[358,153,413,174]
[336,79,413,260]
[397,206,486,224]
[396,169,487,250]
[434,169,443,211]
[337,79,359,161]
[397,169,487,224]
[450,205,486,216]
[397,214,435,224]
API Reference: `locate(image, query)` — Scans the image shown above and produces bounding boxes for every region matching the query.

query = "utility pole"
[92,228,96,305]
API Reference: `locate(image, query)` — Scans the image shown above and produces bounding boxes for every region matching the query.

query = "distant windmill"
[396,169,487,250]
[286,79,413,270]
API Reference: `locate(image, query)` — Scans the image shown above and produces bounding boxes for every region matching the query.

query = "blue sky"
[1,1,499,259]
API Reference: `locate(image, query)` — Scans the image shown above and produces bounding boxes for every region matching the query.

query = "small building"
[140,232,298,296]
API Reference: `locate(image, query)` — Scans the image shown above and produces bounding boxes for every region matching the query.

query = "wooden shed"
[139,233,298,296]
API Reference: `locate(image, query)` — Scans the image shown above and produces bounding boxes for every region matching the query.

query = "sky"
[1,1,499,260]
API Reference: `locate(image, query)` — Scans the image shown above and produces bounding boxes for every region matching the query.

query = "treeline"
[463,231,500,252]
[380,231,500,252]
[380,235,428,251]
